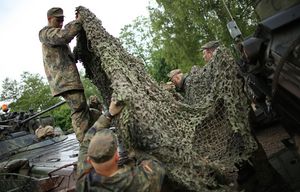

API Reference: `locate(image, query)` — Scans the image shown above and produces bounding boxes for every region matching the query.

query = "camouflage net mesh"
[0,173,39,192]
[75,6,258,191]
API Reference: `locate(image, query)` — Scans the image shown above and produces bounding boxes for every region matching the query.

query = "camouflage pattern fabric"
[77,160,165,192]
[77,115,111,176]
[61,91,90,142]
[75,6,257,191]
[39,20,83,96]
[183,44,223,106]
[87,129,117,163]
[39,18,90,142]
[77,116,165,192]
[89,95,102,112]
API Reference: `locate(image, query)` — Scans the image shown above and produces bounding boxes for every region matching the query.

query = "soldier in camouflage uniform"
[76,100,165,191]
[39,7,90,142]
[167,41,219,105]
[88,95,102,112]
[201,41,220,62]
[200,41,292,192]
[168,40,291,191]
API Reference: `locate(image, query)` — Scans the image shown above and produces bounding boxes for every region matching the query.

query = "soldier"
[169,40,291,191]
[167,41,219,102]
[201,40,220,62]
[167,69,187,95]
[167,41,220,97]
[39,7,90,143]
[200,41,292,192]
[77,100,165,191]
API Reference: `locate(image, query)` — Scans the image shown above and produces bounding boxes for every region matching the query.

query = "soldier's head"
[168,69,184,89]
[1,104,8,113]
[87,129,119,176]
[201,41,220,62]
[47,7,64,28]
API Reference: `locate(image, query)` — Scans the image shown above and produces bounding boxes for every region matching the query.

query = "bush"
[52,104,72,132]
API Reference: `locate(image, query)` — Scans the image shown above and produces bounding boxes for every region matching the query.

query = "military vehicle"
[2,1,298,190]
[0,101,79,191]
[226,0,300,190]
[238,0,300,129]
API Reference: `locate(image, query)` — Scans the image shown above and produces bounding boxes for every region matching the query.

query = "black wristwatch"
[104,111,113,120]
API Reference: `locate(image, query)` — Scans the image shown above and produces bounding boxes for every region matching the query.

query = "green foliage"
[80,70,102,101]
[0,71,102,132]
[149,0,258,70]
[0,72,71,130]
[147,50,173,82]
[51,104,71,131]
[0,70,103,134]
[2,72,60,111]
[119,1,258,81]
[1,78,22,101]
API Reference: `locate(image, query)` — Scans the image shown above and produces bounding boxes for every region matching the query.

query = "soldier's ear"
[87,156,92,164]
[47,16,53,22]
[114,151,119,162]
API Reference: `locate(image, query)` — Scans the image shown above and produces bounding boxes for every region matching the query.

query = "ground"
[255,124,300,191]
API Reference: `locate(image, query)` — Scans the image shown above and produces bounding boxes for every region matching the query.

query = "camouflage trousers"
[61,90,90,143]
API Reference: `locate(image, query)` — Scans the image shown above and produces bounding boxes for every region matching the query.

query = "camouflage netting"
[75,6,258,191]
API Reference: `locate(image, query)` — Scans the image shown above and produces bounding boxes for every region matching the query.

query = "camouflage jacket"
[76,115,165,192]
[39,20,83,96]
[77,159,165,192]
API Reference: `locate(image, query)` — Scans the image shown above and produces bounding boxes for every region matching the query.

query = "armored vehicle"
[231,0,300,190]
[0,101,79,191]
[240,0,300,130]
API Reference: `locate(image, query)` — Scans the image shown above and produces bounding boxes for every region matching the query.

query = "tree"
[80,70,102,102]
[0,71,106,131]
[1,78,22,101]
[52,104,72,131]
[149,0,258,71]
[147,50,173,82]
[0,72,71,130]
[1,72,60,111]
[120,16,154,66]
[119,15,173,82]
[119,1,258,80]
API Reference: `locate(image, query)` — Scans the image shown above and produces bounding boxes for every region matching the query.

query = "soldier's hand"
[76,13,81,20]
[109,99,124,116]
[75,9,80,20]
[162,81,175,91]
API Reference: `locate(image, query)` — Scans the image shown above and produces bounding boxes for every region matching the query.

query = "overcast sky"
[0,0,150,93]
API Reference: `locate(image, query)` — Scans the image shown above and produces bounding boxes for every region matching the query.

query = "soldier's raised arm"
[39,7,82,45]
